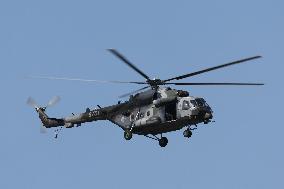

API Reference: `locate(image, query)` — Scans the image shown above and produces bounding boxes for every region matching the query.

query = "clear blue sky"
[0,0,283,188]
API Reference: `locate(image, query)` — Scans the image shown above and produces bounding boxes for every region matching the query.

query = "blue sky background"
[0,0,283,188]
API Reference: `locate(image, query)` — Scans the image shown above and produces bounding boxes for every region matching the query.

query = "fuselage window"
[182,100,190,110]
[139,112,145,118]
[147,111,150,117]
[130,114,135,121]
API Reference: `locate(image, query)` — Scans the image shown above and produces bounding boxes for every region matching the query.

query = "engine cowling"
[153,96,176,107]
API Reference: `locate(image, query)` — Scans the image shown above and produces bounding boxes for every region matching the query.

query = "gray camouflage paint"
[36,87,213,135]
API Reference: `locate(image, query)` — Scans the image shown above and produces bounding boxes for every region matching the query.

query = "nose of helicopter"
[204,112,213,119]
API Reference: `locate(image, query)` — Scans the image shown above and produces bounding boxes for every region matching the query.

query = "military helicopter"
[27,49,263,147]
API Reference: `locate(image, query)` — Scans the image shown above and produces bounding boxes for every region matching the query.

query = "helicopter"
[27,49,263,147]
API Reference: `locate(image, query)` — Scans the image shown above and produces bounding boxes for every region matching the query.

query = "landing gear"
[124,130,132,140]
[158,137,168,147]
[144,134,169,147]
[183,129,192,138]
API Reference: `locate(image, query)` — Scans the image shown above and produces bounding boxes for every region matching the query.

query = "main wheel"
[159,137,168,147]
[183,129,192,138]
[124,130,132,140]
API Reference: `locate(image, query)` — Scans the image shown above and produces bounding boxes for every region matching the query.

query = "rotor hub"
[147,79,164,87]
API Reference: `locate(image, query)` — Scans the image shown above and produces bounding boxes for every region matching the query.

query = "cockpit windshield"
[182,100,190,110]
[182,98,208,109]
[195,98,206,107]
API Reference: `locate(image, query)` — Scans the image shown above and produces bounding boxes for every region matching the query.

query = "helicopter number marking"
[89,110,100,118]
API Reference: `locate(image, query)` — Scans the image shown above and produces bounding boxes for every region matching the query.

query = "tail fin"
[35,107,49,126]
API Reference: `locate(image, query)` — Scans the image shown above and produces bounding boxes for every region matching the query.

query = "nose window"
[182,100,190,110]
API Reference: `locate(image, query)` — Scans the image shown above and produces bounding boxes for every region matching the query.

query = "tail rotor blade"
[47,96,61,108]
[27,97,38,108]
[40,125,47,134]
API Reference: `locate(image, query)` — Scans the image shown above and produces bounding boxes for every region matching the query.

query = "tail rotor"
[27,96,61,133]
[27,96,61,109]
[40,125,47,134]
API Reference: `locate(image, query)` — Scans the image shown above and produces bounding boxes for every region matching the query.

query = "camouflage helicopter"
[27,49,263,147]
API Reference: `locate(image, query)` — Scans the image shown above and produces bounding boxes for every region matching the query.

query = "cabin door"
[165,102,177,121]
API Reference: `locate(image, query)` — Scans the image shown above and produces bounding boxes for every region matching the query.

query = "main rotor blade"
[28,76,146,85]
[165,82,264,86]
[164,56,262,82]
[119,86,150,99]
[108,49,150,80]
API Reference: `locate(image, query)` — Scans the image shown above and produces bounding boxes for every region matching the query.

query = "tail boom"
[37,107,107,129]
[36,107,64,128]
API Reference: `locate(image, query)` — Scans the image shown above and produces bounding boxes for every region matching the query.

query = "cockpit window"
[147,111,150,116]
[195,98,206,107]
[182,100,190,110]
[190,100,197,107]
[166,87,172,91]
